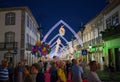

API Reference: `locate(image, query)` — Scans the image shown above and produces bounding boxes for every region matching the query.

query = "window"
[29,19,32,30]
[32,24,35,32]
[106,12,119,28]
[26,34,29,48]
[27,15,29,27]
[27,34,29,43]
[29,36,31,44]
[5,32,15,43]
[31,37,34,45]
[106,17,112,29]
[5,12,15,25]
[112,12,119,26]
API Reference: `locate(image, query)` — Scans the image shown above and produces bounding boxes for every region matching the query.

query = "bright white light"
[55,44,59,53]
[48,34,68,45]
[69,46,74,53]
[56,38,61,45]
[50,42,64,57]
[51,42,65,48]
[59,25,65,36]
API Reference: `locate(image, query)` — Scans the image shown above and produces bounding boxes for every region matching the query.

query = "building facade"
[0,7,40,65]
[82,13,105,70]
[77,0,120,71]
[102,0,120,71]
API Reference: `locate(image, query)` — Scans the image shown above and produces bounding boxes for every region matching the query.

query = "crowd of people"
[0,58,101,82]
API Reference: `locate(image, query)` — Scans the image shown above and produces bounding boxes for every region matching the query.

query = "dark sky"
[0,0,108,46]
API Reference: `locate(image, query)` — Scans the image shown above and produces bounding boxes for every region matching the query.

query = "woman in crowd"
[31,63,40,82]
[57,61,67,82]
[23,65,33,82]
[49,62,58,82]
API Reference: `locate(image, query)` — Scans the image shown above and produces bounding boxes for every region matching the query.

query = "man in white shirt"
[87,61,101,82]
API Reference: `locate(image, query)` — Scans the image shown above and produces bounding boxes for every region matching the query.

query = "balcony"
[0,42,18,50]
[83,37,104,49]
[101,25,120,41]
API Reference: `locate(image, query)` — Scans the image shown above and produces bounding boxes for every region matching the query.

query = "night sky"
[0,0,108,46]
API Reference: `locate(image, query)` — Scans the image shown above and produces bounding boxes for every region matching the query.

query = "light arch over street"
[42,20,83,46]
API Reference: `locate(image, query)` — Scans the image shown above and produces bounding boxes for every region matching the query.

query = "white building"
[102,0,120,71]
[78,0,120,71]
[0,7,40,65]
[82,13,105,68]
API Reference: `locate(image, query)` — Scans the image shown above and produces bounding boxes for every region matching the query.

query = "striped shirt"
[0,66,9,81]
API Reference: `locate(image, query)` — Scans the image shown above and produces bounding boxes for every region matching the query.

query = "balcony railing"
[83,37,103,49]
[0,42,18,50]
[101,25,120,41]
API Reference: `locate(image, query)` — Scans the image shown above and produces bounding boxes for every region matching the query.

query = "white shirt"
[87,71,101,82]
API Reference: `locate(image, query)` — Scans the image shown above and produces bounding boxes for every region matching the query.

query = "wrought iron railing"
[0,42,18,50]
[83,36,103,49]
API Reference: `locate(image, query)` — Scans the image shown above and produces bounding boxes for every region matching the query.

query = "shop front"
[104,38,120,71]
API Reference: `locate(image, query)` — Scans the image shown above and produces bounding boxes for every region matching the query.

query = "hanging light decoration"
[56,38,61,45]
[59,25,65,36]
[55,38,61,54]
[55,44,59,53]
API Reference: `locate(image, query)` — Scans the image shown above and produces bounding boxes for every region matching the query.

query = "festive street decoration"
[42,20,83,47]
[56,38,61,45]
[59,25,65,36]
[32,41,51,57]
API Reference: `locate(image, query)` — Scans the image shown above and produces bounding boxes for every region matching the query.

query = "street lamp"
[89,44,92,49]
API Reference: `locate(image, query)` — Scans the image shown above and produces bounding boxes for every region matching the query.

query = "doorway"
[4,51,14,64]
[115,48,120,71]
[108,49,114,68]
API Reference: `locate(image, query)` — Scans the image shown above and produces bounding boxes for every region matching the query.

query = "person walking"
[57,61,66,82]
[23,65,33,82]
[44,62,51,82]
[17,62,23,82]
[31,63,40,82]
[8,63,14,82]
[36,63,45,82]
[87,61,101,82]
[72,59,83,82]
[14,63,19,82]
[49,62,58,82]
[0,60,9,82]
